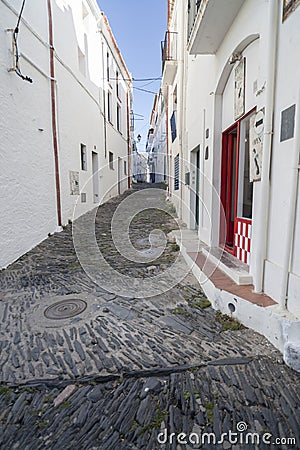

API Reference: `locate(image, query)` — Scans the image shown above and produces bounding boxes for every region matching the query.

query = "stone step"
[202,246,253,285]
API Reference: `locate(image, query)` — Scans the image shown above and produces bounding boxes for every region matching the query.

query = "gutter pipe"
[47,0,62,227]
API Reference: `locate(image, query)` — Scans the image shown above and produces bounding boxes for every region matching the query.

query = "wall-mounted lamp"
[137,134,141,142]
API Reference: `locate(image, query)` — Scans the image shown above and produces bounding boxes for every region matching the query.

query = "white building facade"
[0,0,132,269]
[146,91,167,184]
[160,0,300,370]
[132,150,148,183]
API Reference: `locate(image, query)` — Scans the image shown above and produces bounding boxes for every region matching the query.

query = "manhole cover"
[44,299,87,320]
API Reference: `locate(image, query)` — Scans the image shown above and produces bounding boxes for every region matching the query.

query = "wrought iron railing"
[161,31,178,73]
[188,0,204,41]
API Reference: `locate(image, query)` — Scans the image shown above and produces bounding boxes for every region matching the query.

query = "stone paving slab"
[0,279,281,385]
[0,357,299,449]
[0,184,299,449]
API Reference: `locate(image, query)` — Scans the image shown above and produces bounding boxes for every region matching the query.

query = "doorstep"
[170,229,273,307]
[171,229,300,371]
[188,251,275,307]
[201,246,253,285]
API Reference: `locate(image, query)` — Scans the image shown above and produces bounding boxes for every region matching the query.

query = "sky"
[96,0,167,151]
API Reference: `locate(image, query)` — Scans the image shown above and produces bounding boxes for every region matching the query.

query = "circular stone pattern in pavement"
[44,298,87,320]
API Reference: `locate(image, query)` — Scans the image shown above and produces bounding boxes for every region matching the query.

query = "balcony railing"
[188,0,203,41]
[188,0,244,54]
[161,31,178,73]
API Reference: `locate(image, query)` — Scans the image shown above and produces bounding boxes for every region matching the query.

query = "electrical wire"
[133,86,157,95]
[106,76,161,82]
[13,0,33,83]
[139,79,159,88]
[15,0,25,30]
[133,77,161,82]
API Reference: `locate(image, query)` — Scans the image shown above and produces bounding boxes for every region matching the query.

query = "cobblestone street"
[0,185,299,449]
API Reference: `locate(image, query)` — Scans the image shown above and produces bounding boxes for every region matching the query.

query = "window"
[78,46,86,76]
[106,52,110,81]
[116,70,120,98]
[81,143,87,170]
[171,86,178,142]
[109,151,114,169]
[173,86,177,111]
[237,112,254,219]
[170,111,177,142]
[174,154,179,190]
[124,160,127,175]
[107,92,112,123]
[117,104,121,132]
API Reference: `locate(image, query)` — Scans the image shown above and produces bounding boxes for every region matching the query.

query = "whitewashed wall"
[163,0,300,317]
[0,0,131,269]
[265,2,300,316]
[148,93,167,183]
[0,0,57,268]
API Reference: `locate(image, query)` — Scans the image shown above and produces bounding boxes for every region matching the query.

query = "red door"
[220,110,255,261]
[221,125,238,251]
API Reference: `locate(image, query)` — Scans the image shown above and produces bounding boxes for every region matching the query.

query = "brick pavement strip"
[0,184,299,449]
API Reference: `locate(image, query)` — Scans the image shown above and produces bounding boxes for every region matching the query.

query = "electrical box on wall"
[69,171,79,195]
[280,104,296,142]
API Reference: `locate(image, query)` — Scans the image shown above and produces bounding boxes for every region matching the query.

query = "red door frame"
[220,108,256,256]
[220,123,240,255]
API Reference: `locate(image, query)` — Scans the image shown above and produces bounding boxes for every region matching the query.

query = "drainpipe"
[201,108,206,233]
[47,0,62,227]
[126,90,131,189]
[253,0,279,293]
[279,88,300,310]
[179,0,188,220]
[101,40,107,159]
[166,85,170,195]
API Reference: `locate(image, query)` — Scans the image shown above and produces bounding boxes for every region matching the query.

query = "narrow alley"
[1,0,300,448]
[0,185,299,449]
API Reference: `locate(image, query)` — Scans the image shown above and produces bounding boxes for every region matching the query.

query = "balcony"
[161,31,178,86]
[188,0,245,55]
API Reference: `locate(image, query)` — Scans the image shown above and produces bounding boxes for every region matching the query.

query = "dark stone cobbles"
[0,184,299,449]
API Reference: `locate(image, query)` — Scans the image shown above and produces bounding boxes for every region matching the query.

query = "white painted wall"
[0,0,131,269]
[185,55,215,241]
[160,0,300,318]
[264,1,300,317]
[165,0,187,219]
[147,92,167,183]
[0,0,57,268]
